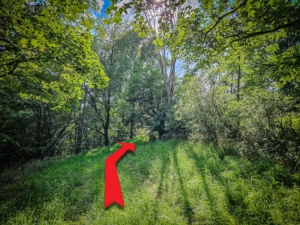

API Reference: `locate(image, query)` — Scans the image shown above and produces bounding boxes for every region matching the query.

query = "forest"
[1,0,300,224]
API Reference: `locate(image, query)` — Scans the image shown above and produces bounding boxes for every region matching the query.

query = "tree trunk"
[75,85,88,153]
[156,51,177,103]
[236,56,241,136]
[104,89,111,146]
[158,117,166,138]
[47,120,71,156]
[129,103,135,139]
[130,118,134,139]
[237,56,241,102]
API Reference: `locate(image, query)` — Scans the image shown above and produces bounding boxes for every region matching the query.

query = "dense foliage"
[174,0,300,169]
[0,0,108,168]
[105,0,300,170]
[1,1,300,224]
[0,1,168,170]
[1,0,300,173]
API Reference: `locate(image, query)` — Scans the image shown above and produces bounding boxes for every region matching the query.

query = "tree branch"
[204,0,248,41]
[229,19,300,42]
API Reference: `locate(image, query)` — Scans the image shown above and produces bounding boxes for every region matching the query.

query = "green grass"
[1,136,300,224]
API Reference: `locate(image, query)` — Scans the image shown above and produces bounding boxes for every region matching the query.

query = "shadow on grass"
[104,202,125,211]
[152,144,171,223]
[172,150,195,224]
[186,146,283,225]
[153,143,195,224]
[156,151,170,199]
[185,148,232,224]
[0,145,116,223]
[0,140,182,224]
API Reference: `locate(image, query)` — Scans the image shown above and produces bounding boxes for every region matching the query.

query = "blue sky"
[94,0,111,18]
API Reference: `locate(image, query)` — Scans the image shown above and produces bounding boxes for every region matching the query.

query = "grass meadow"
[1,136,300,224]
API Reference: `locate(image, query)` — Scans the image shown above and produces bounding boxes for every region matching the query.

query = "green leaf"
[248,10,255,17]
[31,39,38,47]
[153,38,164,47]
[84,20,93,30]
[103,18,110,25]
[20,38,28,48]
[112,16,121,23]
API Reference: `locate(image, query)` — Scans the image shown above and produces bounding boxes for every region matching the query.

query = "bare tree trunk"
[169,58,176,102]
[237,56,241,102]
[156,51,176,103]
[143,3,179,104]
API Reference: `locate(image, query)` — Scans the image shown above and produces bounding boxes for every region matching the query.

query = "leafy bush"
[175,72,300,171]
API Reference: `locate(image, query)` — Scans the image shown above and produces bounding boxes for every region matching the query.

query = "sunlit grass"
[1,137,300,224]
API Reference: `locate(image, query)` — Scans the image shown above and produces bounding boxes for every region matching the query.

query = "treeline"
[0,0,104,169]
[0,1,169,170]
[1,0,300,173]
[110,0,300,171]
[173,0,300,171]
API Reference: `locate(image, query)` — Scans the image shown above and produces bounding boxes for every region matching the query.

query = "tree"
[0,0,108,109]
[90,21,141,145]
[124,52,166,138]
[0,0,108,169]
[107,0,196,103]
[172,0,300,169]
[178,0,300,91]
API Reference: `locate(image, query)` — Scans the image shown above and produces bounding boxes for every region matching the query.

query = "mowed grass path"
[1,137,300,224]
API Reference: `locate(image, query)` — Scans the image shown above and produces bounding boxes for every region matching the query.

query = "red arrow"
[104,142,135,208]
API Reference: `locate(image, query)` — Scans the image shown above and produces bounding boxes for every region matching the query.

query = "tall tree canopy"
[0,0,108,168]
[107,0,196,103]
[179,0,300,90]
[105,0,300,169]
[0,0,108,109]
[1,0,300,172]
